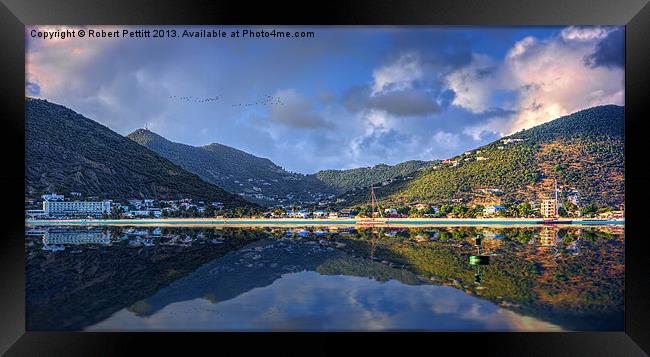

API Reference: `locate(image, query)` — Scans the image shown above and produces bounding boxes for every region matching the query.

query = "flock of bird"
[167,94,285,108]
[168,95,222,103]
[231,95,285,109]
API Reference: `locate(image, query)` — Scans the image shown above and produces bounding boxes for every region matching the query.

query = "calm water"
[25,225,624,331]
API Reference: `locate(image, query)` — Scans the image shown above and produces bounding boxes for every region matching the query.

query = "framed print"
[1,0,649,355]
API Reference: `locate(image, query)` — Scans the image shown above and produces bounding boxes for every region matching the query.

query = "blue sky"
[26,26,624,174]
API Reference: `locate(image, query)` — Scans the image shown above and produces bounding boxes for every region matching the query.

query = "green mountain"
[26,98,258,209]
[313,161,434,192]
[127,128,334,205]
[340,105,624,210]
[128,129,434,205]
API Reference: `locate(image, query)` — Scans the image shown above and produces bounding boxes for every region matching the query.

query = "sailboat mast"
[554,179,558,217]
[371,185,375,219]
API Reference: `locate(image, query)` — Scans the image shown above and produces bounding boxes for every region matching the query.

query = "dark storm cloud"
[386,29,474,70]
[269,111,333,129]
[344,86,447,117]
[341,29,478,118]
[584,28,624,69]
[262,90,335,130]
[476,106,518,119]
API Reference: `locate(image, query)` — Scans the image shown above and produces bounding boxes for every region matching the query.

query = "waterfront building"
[540,199,557,218]
[26,209,48,218]
[294,209,312,218]
[384,208,398,215]
[339,209,357,218]
[483,205,506,215]
[128,199,144,209]
[43,200,111,217]
[127,209,162,218]
[313,210,327,218]
[42,193,64,201]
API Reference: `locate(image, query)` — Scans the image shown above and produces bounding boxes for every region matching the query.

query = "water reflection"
[25,225,624,331]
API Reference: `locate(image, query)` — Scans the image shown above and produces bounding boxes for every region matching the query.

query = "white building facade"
[43,200,111,217]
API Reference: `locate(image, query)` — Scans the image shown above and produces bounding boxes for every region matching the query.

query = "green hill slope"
[26,98,258,208]
[341,105,624,210]
[313,161,434,192]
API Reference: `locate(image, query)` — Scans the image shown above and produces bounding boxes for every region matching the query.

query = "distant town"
[25,190,625,221]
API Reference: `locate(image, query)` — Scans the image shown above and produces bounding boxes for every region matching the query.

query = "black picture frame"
[1,0,649,355]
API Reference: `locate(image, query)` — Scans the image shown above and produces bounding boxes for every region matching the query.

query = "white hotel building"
[43,200,112,217]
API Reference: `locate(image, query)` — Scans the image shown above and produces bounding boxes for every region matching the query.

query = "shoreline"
[25,217,625,228]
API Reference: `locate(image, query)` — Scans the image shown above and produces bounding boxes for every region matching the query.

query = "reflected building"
[539,227,559,247]
[43,229,111,245]
[536,227,561,261]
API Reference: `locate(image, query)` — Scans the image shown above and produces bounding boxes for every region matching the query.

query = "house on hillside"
[413,203,430,211]
[484,205,506,215]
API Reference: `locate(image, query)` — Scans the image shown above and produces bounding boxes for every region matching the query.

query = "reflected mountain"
[26,227,267,330]
[26,225,624,331]
[118,236,425,319]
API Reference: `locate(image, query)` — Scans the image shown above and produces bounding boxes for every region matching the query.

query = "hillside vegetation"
[26,98,257,208]
[340,105,624,210]
[313,161,434,192]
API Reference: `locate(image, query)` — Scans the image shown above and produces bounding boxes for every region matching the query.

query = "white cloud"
[462,116,511,140]
[560,26,610,42]
[446,54,501,113]
[504,30,624,133]
[371,53,423,96]
[445,26,624,137]
[364,109,392,133]
[432,131,460,148]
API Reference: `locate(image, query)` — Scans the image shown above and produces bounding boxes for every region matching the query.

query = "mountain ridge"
[26,98,258,209]
[128,129,435,205]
